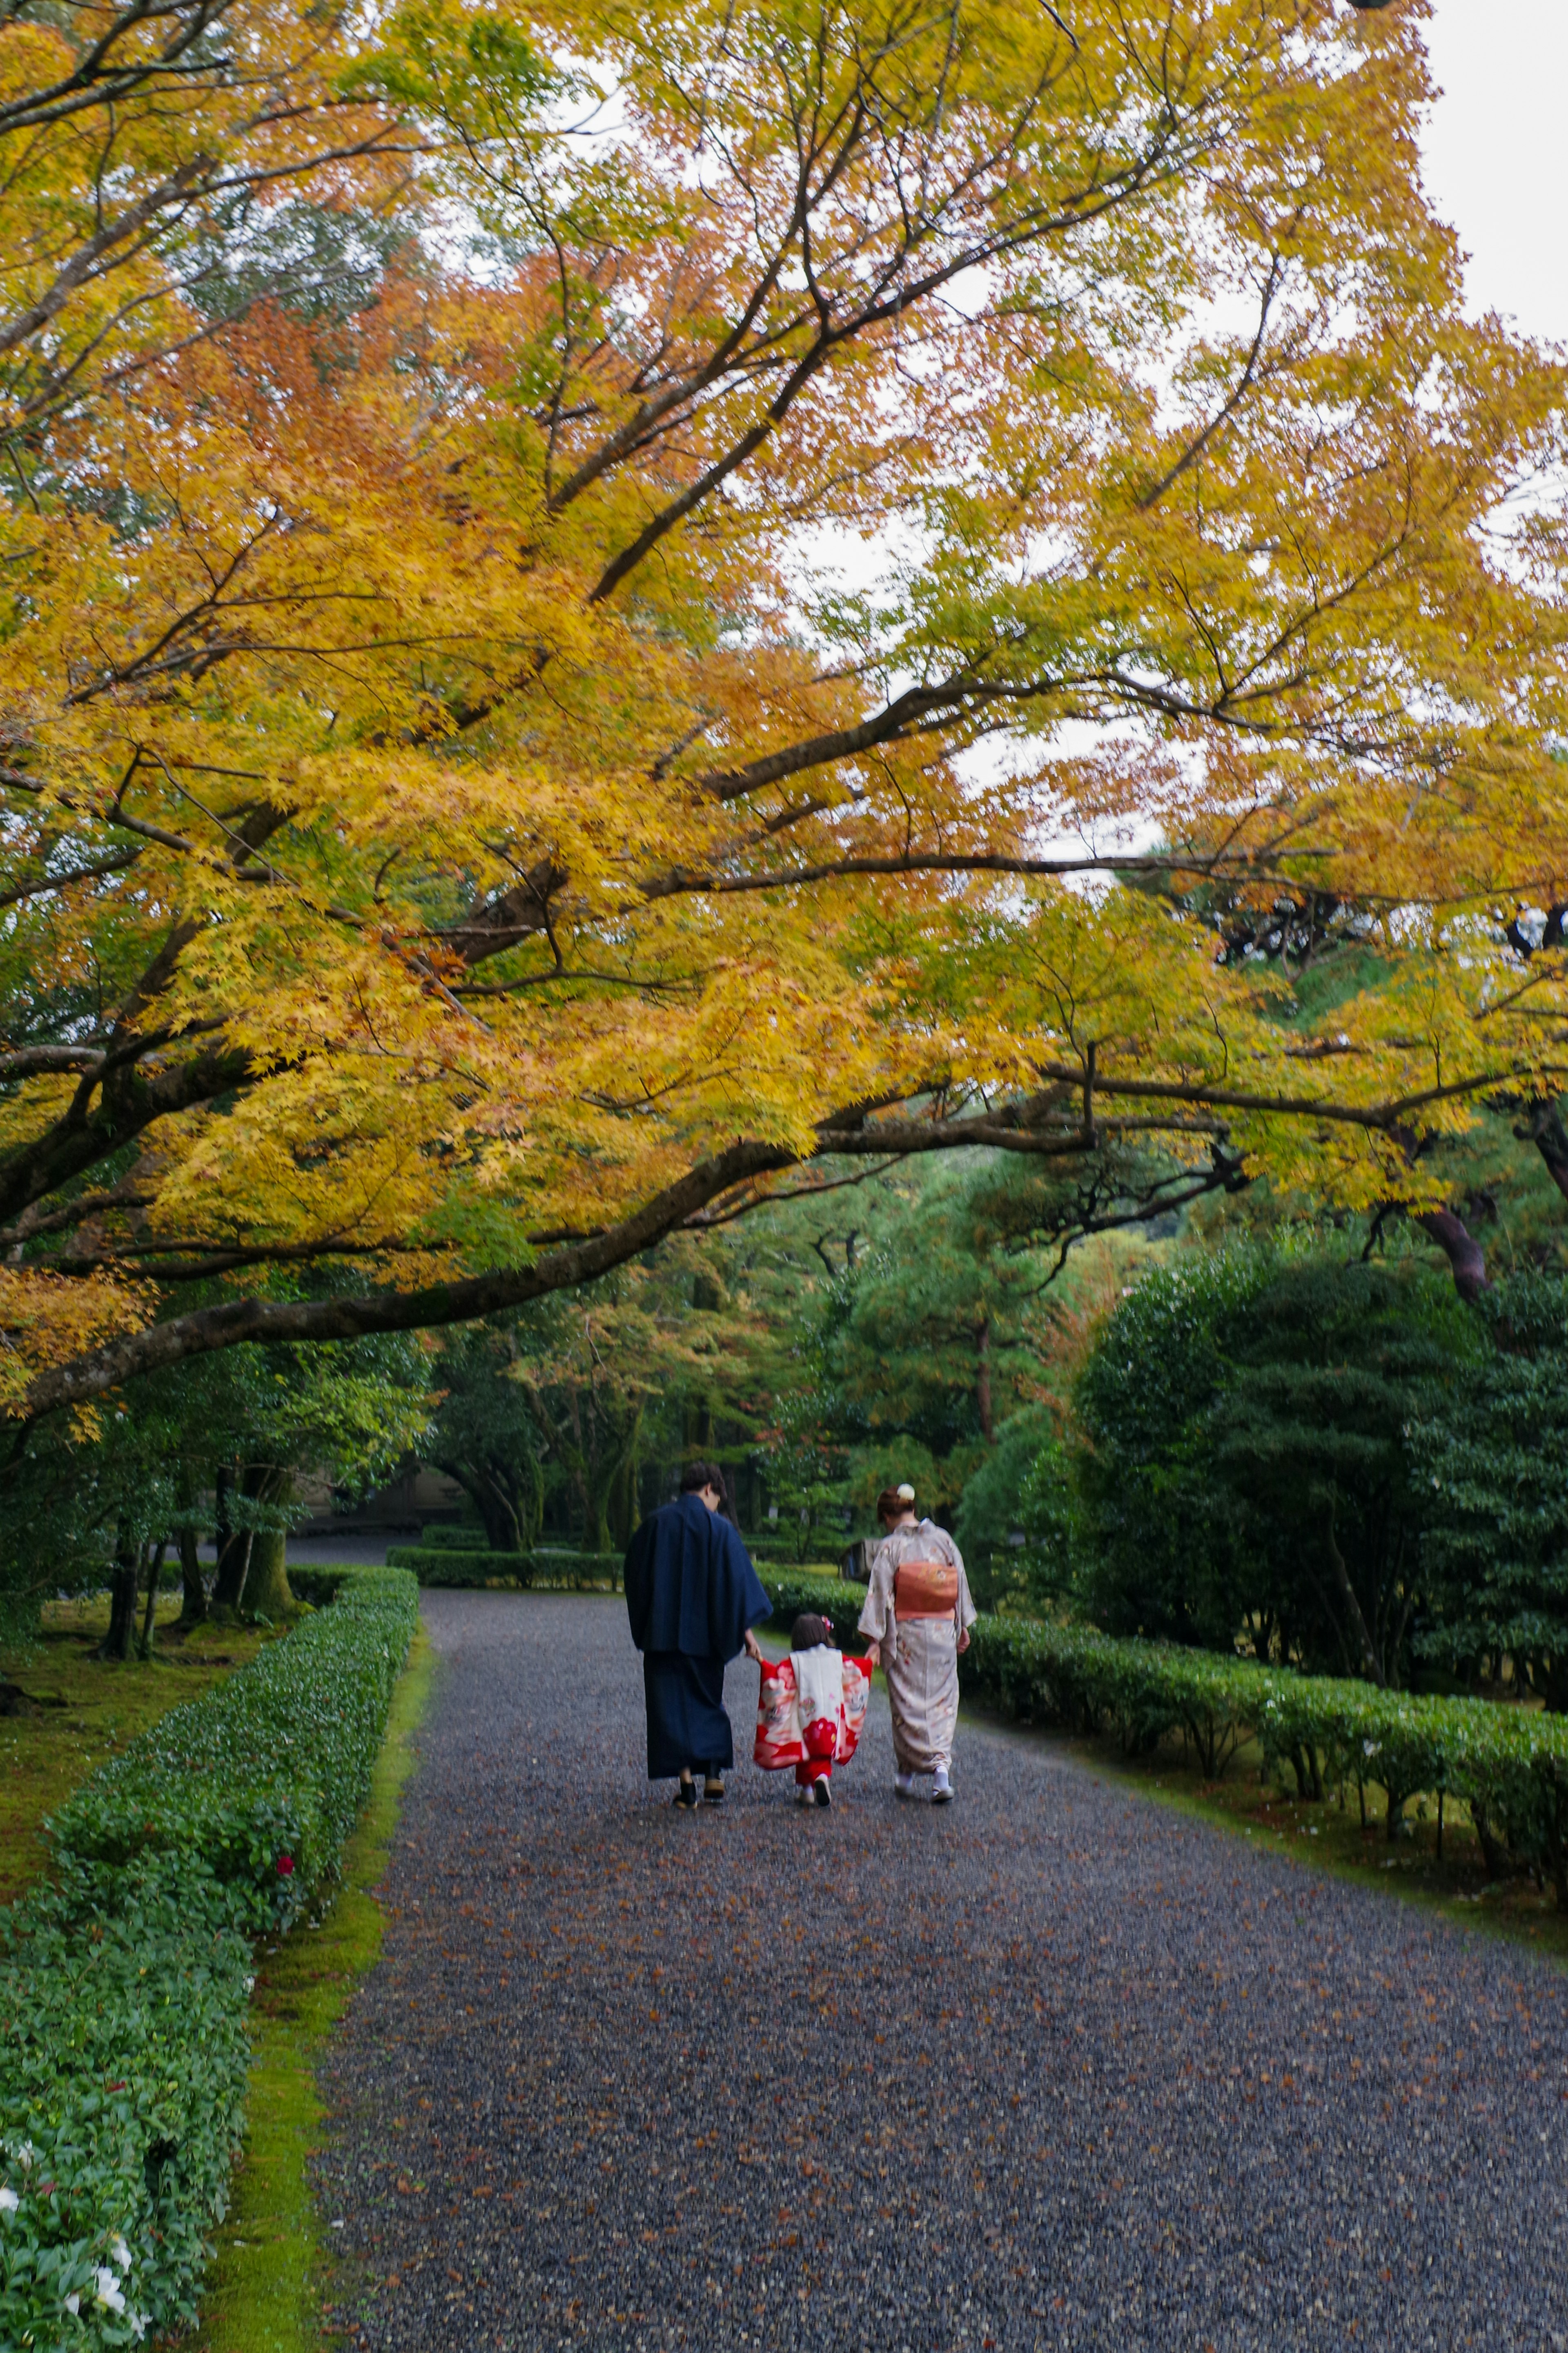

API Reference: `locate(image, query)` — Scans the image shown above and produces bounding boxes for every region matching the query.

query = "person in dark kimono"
[623,1461,771,1807]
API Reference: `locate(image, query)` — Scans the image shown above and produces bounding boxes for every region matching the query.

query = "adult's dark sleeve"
[624,1502,771,1657]
[623,1516,659,1652]
[717,1518,773,1657]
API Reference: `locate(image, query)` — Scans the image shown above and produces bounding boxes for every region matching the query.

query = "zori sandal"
[703,1776,726,1804]
[673,1777,698,1809]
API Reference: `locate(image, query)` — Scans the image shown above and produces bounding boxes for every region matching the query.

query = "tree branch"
[14,1137,798,1422]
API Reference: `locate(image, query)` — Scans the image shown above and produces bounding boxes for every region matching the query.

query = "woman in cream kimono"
[857,1483,977,1803]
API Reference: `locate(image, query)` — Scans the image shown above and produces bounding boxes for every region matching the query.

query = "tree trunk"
[245,1529,294,1619]
[1527,1102,1568,1203]
[519,1449,543,1549]
[212,1463,249,1608]
[177,1525,207,1626]
[138,1538,167,1655]
[606,1405,644,1552]
[98,1530,139,1661]
[1414,1207,1489,1301]
[1324,1503,1383,1683]
[214,1463,287,1608]
[976,1318,994,1443]
[212,1526,252,1610]
[476,1470,521,1552]
[1469,1793,1508,1881]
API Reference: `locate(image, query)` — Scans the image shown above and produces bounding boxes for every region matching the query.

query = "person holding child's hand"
[858,1482,975,1804]
[623,1461,772,1809]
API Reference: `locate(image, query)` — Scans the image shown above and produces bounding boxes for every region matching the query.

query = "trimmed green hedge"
[0,1859,252,2351]
[386,1544,534,1586]
[532,1548,623,1588]
[283,1564,352,1608]
[47,1567,416,1928]
[959,1617,1568,1899]
[0,1565,418,2350]
[385,1544,625,1589]
[758,1571,872,1650]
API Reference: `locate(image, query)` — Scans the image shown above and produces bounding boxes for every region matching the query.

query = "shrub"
[959,1617,1568,1897]
[46,1566,417,1930]
[1412,1272,1568,1708]
[530,1549,623,1588]
[0,1566,417,2349]
[1071,1250,1476,1677]
[0,1860,252,2350]
[757,1572,871,1650]
[385,1544,625,1588]
[282,1564,353,1607]
[386,1544,534,1588]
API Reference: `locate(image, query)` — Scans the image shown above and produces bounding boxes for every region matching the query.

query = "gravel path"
[318,1593,1568,2352]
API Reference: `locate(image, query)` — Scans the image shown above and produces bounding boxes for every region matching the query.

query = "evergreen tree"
[1414,1274,1568,1708]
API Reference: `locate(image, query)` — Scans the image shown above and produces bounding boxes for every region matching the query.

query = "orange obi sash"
[893,1559,959,1620]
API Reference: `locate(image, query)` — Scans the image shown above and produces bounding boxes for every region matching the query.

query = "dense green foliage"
[1071,1251,1479,1679]
[0,1320,428,1641]
[953,1409,1076,1610]
[418,1325,544,1552]
[755,1572,873,1651]
[0,1568,417,2351]
[1413,1275,1568,1708]
[385,1544,632,1587]
[0,1858,253,2351]
[959,1618,1568,1897]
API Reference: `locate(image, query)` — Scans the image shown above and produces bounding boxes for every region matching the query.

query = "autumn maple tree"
[3,0,1568,1427]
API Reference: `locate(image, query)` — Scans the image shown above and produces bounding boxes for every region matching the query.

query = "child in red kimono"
[790,1613,842,1808]
[752,1614,872,1804]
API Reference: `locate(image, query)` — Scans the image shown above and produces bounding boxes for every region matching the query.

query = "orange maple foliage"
[3,0,1568,1416]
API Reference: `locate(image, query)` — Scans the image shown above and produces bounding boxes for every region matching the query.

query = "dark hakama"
[642,1651,733,1778]
[624,1494,771,1782]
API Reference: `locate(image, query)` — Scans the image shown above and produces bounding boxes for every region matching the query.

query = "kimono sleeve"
[857,1543,895,1644]
[953,1545,979,1633]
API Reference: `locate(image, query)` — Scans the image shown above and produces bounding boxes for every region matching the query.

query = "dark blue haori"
[623,1496,771,1780]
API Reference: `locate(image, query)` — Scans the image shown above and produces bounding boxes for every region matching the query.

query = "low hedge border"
[385,1544,628,1589]
[0,1565,418,2351]
[396,1539,851,1590]
[959,1617,1568,1901]
[757,1571,872,1648]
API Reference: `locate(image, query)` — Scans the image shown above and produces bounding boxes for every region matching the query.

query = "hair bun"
[895,1482,916,1503]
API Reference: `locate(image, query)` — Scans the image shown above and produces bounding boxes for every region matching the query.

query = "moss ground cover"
[0,1601,268,1906]
[194,1624,434,2353]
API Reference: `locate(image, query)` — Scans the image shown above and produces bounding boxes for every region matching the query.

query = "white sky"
[1421,2,1568,345]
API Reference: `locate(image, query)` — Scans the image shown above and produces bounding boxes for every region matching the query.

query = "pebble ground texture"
[318,1593,1568,2352]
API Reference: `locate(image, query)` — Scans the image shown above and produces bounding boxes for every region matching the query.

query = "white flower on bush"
[109,2235,132,2273]
[1363,1739,1381,1758]
[64,2292,80,2316]
[0,2185,17,2214]
[94,2266,127,2314]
